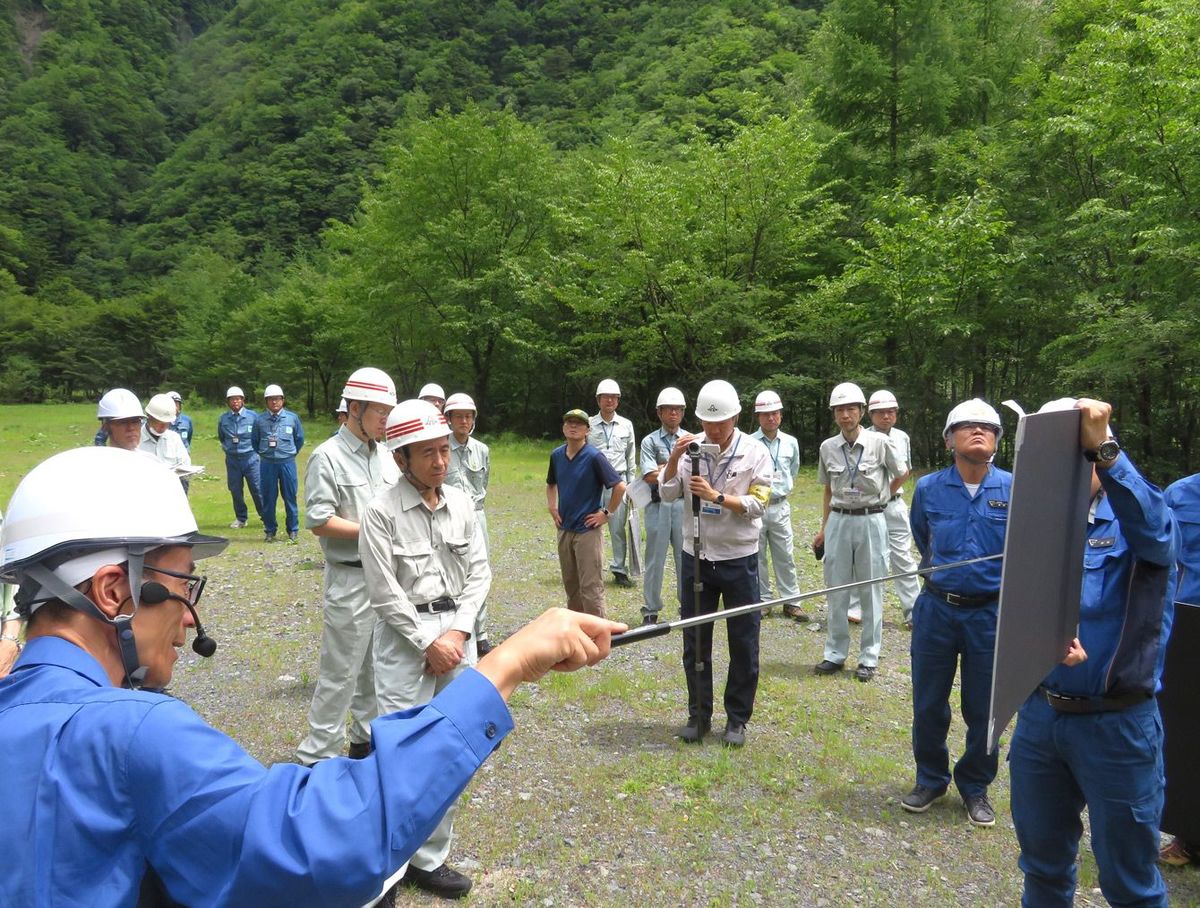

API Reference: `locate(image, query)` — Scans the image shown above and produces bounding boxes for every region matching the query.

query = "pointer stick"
[611,554,1004,647]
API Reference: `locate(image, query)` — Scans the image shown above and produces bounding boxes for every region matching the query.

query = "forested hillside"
[1,0,1197,476]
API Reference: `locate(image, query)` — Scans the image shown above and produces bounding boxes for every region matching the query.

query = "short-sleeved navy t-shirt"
[547,442,621,533]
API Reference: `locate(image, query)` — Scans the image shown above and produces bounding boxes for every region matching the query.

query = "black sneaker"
[965,794,996,827]
[854,663,877,682]
[901,784,948,813]
[814,659,845,675]
[613,572,635,588]
[402,863,473,899]
[476,638,494,657]
[347,741,371,760]
[641,613,659,626]
[721,721,747,747]
[675,718,711,743]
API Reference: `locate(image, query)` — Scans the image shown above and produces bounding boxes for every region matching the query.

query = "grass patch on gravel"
[3,405,1198,906]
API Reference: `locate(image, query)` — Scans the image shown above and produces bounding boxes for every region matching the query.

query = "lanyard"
[707,434,741,490]
[764,435,782,472]
[843,444,865,488]
[600,419,615,449]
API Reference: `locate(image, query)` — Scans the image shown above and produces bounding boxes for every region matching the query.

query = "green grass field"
[3,404,1197,906]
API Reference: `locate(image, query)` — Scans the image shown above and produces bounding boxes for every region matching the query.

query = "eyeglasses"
[143,564,207,608]
[953,422,997,434]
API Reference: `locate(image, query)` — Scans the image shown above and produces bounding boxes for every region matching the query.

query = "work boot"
[613,572,634,588]
[675,718,710,744]
[783,604,810,622]
[854,663,877,682]
[402,863,473,899]
[813,659,844,675]
[641,613,659,626]
[347,741,371,760]
[476,638,494,657]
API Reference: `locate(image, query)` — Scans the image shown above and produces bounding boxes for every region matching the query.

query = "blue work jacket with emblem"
[251,408,305,461]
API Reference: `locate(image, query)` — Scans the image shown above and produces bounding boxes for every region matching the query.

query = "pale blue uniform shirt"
[0,636,512,907]
[750,428,801,499]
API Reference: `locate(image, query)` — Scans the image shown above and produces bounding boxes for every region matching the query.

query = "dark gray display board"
[1160,602,1200,842]
[987,408,1093,751]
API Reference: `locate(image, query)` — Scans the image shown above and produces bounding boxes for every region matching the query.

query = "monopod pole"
[611,553,1004,648]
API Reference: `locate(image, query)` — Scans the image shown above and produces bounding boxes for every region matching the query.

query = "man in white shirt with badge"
[659,380,774,747]
[589,378,638,588]
[751,390,806,622]
[640,387,688,624]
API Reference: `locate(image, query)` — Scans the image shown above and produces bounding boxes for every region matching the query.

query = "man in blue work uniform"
[1009,397,1177,908]
[902,399,1010,827]
[1159,471,1200,867]
[253,383,305,543]
[218,385,264,529]
[751,390,806,621]
[0,446,624,908]
[639,387,688,625]
[168,391,194,450]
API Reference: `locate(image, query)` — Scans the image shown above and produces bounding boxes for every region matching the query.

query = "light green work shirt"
[751,428,801,498]
[445,436,490,510]
[303,425,399,564]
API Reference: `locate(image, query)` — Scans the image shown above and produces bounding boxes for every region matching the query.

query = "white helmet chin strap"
[21,545,154,689]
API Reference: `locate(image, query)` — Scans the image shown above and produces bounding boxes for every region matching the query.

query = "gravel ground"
[167,446,1200,908]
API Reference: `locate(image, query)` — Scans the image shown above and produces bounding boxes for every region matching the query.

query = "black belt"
[337,559,363,568]
[1040,686,1152,714]
[924,581,997,609]
[830,505,886,515]
[416,597,457,614]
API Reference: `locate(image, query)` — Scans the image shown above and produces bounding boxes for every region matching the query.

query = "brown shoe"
[1160,837,1198,867]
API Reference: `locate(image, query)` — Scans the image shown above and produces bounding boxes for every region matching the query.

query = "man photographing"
[0,447,625,907]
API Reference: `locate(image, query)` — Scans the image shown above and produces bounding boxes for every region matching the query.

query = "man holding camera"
[659,380,773,747]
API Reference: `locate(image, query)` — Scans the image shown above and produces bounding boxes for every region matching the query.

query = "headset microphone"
[140,581,218,657]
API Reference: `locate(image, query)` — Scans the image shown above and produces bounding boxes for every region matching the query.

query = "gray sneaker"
[901,784,947,813]
[965,794,996,827]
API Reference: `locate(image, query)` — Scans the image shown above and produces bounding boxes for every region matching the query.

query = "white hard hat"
[264,384,284,398]
[754,390,783,413]
[335,398,348,414]
[145,394,177,424]
[829,382,867,408]
[694,380,741,422]
[656,387,686,408]
[341,366,397,407]
[97,388,143,420]
[596,378,621,397]
[0,447,227,595]
[418,383,446,401]
[944,398,1004,439]
[1038,397,1113,439]
[444,392,477,414]
[225,386,245,399]
[384,399,451,451]
[868,390,899,411]
[167,391,182,403]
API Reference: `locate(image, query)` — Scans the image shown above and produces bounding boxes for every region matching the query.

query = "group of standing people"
[16,373,1189,906]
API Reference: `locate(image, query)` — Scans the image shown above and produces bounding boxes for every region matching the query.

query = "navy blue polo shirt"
[547,442,620,533]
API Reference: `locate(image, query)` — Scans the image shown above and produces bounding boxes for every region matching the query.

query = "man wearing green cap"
[547,409,627,617]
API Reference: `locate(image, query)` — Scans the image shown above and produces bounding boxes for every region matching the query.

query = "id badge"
[230,434,238,443]
[772,470,783,483]
[268,435,278,448]
[845,487,863,501]
[701,501,722,516]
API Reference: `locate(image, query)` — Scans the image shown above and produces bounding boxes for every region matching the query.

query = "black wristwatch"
[715,494,726,505]
[1084,440,1120,466]
[601,507,611,516]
